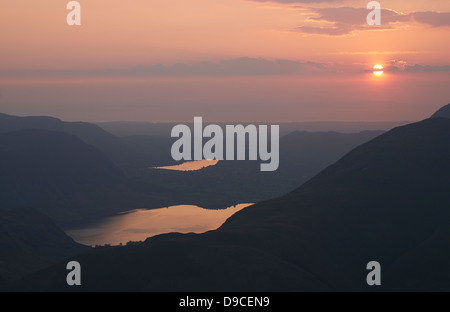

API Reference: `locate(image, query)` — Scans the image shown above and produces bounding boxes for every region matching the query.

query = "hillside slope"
[0,207,88,287]
[0,129,141,224]
[131,130,383,207]
[431,103,450,119]
[10,117,450,291]
[0,113,176,171]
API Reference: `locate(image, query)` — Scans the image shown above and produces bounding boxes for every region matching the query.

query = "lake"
[153,159,219,171]
[65,203,252,246]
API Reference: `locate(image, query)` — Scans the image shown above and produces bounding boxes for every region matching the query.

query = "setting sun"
[373,64,384,76]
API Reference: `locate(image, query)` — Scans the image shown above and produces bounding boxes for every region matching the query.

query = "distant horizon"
[0,110,417,125]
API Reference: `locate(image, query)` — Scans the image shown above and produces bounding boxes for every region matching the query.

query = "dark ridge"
[9,117,450,291]
[0,207,88,287]
[431,103,450,119]
[0,129,140,225]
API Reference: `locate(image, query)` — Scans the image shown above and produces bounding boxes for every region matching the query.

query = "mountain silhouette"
[0,207,88,287]
[10,117,450,291]
[0,112,385,210]
[130,130,383,208]
[431,103,450,119]
[0,113,176,172]
[0,129,143,225]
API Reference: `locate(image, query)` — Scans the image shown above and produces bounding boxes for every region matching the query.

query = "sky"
[0,0,449,122]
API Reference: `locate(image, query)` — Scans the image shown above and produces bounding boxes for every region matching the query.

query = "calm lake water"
[153,159,219,171]
[65,203,252,246]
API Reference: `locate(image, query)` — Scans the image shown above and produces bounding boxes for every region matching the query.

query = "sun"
[373,64,384,76]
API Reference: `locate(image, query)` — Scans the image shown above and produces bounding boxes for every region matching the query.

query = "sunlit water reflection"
[65,203,252,246]
[153,159,219,171]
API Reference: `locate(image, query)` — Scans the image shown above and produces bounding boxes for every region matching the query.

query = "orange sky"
[0,0,449,122]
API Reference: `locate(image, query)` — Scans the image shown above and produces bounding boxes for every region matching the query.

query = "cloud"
[403,64,450,72]
[293,7,450,36]
[0,58,326,78]
[5,57,448,79]
[380,60,450,73]
[127,58,314,76]
[411,12,450,27]
[310,7,409,25]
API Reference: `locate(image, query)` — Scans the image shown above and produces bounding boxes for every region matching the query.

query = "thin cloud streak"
[2,58,449,81]
[0,58,326,79]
